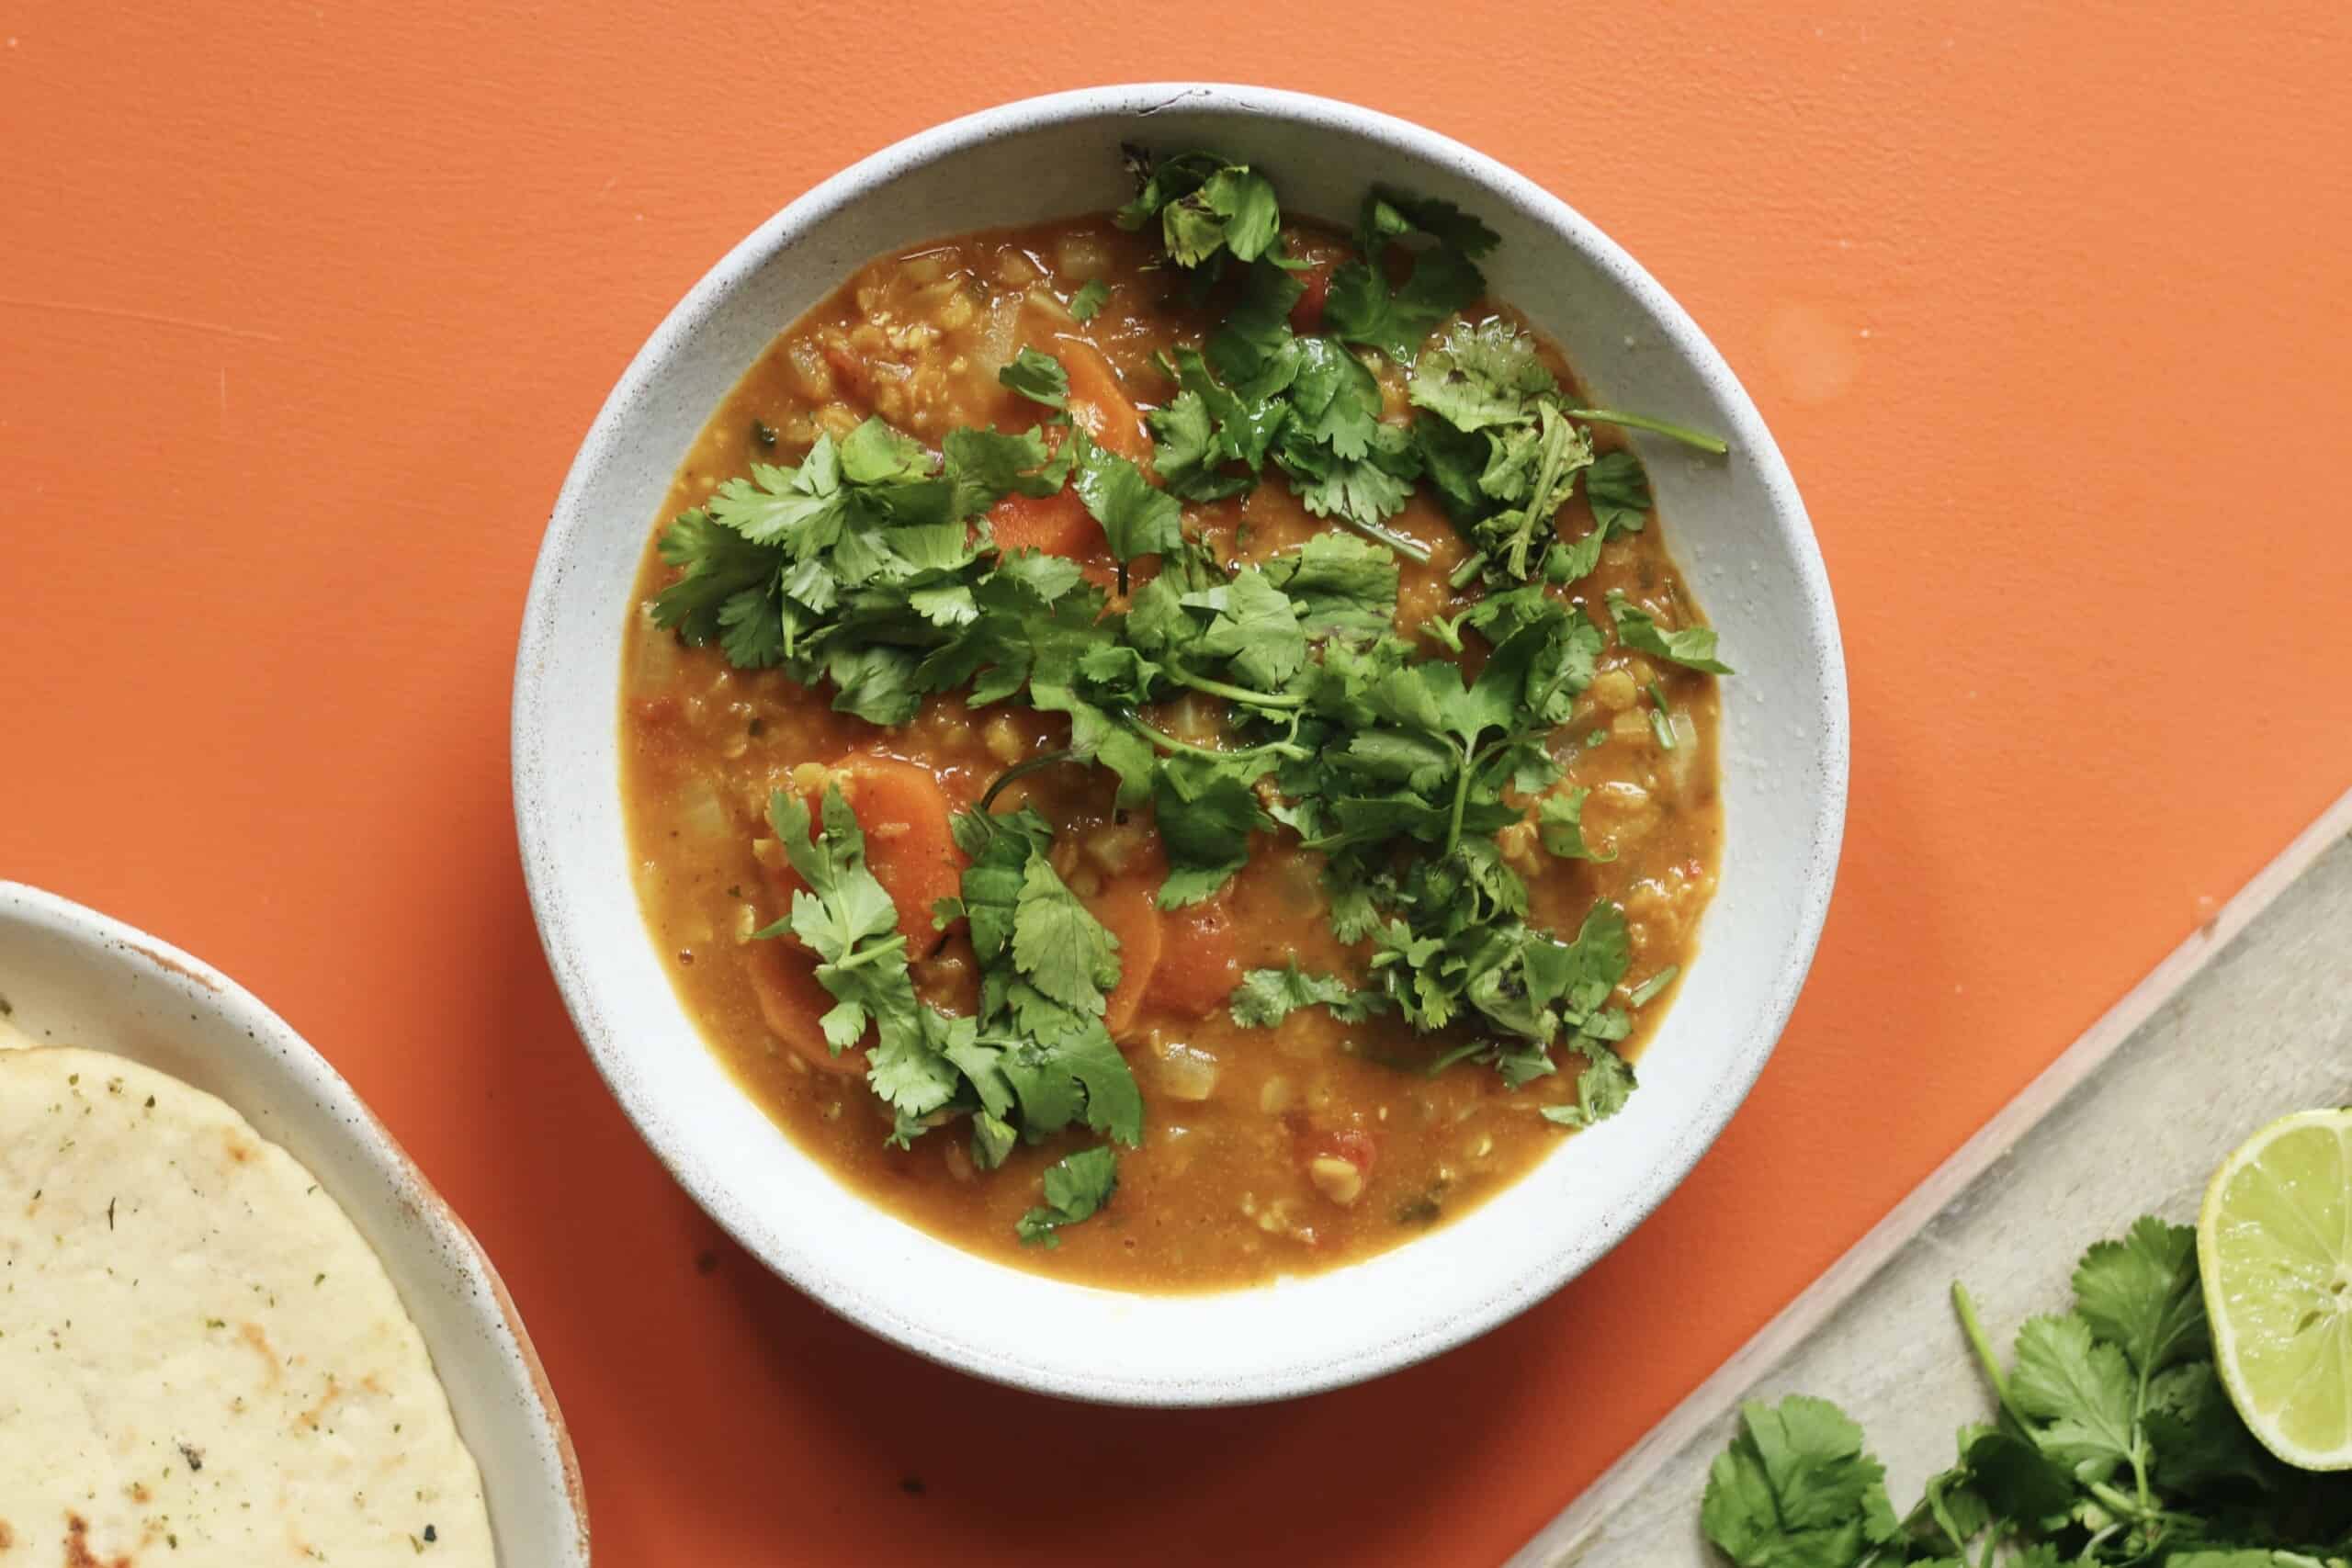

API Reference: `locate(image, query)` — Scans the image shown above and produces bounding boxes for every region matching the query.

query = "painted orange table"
[6,6,2349,1564]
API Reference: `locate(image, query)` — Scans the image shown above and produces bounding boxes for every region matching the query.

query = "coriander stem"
[978,748,1079,812]
[1444,739,1476,852]
[1162,667,1306,710]
[2084,1478,2160,1522]
[1336,514,1433,564]
[829,934,908,972]
[1565,408,1730,456]
[1951,1282,2024,1425]
[1419,613,1465,654]
[1126,713,1306,763]
[1448,551,1487,590]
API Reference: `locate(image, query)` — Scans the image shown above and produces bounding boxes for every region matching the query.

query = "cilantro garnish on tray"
[1701,1216,2352,1565]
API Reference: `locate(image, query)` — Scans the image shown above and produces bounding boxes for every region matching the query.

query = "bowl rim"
[514,81,1849,1404]
[0,880,592,1561]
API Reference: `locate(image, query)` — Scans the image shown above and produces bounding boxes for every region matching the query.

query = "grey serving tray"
[1512,787,2352,1566]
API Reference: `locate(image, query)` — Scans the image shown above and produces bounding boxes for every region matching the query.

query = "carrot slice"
[1145,900,1242,1019]
[1083,877,1164,1041]
[765,753,967,958]
[743,940,867,1078]
[1288,265,1333,334]
[1053,334,1150,461]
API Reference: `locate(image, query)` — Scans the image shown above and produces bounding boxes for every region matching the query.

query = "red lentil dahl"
[620,213,1721,1291]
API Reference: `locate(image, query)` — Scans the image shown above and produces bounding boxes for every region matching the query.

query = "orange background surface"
[6,5,2351,1563]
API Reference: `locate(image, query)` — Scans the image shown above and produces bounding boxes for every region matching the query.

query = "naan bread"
[0,1043,494,1565]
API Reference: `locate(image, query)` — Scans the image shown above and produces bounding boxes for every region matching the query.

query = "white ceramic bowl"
[0,883,590,1562]
[514,83,1847,1405]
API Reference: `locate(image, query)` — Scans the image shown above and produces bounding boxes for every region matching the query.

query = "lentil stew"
[619,153,1724,1291]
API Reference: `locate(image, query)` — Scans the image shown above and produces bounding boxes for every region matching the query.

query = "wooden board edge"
[1508,783,2352,1568]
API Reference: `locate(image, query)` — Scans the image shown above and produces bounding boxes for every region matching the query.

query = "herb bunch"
[1702,1217,2352,1566]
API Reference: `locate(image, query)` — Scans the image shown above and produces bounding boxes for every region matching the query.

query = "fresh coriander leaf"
[1556,899,1632,1020]
[1068,428,1182,563]
[1261,531,1401,638]
[838,416,933,485]
[2145,1360,2277,1495]
[1193,566,1308,689]
[822,643,923,726]
[1227,963,1382,1028]
[999,346,1070,409]
[1182,165,1281,265]
[1608,589,1734,674]
[714,585,786,667]
[1479,403,1596,581]
[943,424,1067,519]
[1340,729,1457,793]
[1958,1429,2076,1529]
[1205,260,1306,397]
[652,510,784,649]
[707,444,849,548]
[1279,429,1423,550]
[867,1007,964,1141]
[1284,336,1384,459]
[762,787,941,1129]
[1146,389,1235,500]
[1325,243,1486,365]
[1584,448,1651,533]
[1152,755,1272,908]
[1415,414,1492,525]
[767,787,897,964]
[1536,787,1613,862]
[1016,1145,1119,1247]
[1541,1044,1636,1129]
[1068,278,1111,322]
[970,1111,1018,1170]
[1700,1396,1902,1568]
[1038,1022,1145,1145]
[1148,347,1288,502]
[1358,186,1501,260]
[1012,852,1122,1015]
[2008,1313,2140,1482]
[1116,148,1282,269]
[1408,318,1556,431]
[2071,1215,2206,1377]
[1550,531,1611,591]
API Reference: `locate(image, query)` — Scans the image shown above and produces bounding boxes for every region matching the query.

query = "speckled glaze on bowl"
[0,883,591,1563]
[514,84,1847,1406]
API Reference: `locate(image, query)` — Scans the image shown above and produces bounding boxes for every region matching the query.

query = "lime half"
[2199,1108,2352,1471]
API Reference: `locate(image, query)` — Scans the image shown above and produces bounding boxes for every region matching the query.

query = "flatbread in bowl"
[0,885,587,1565]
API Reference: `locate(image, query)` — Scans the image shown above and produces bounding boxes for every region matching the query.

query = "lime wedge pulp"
[2199,1108,2352,1471]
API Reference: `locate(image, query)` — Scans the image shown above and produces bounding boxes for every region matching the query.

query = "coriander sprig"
[1702,1217,2352,1566]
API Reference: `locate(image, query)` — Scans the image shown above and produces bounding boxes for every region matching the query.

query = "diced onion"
[1157,1042,1221,1102]
[675,779,729,844]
